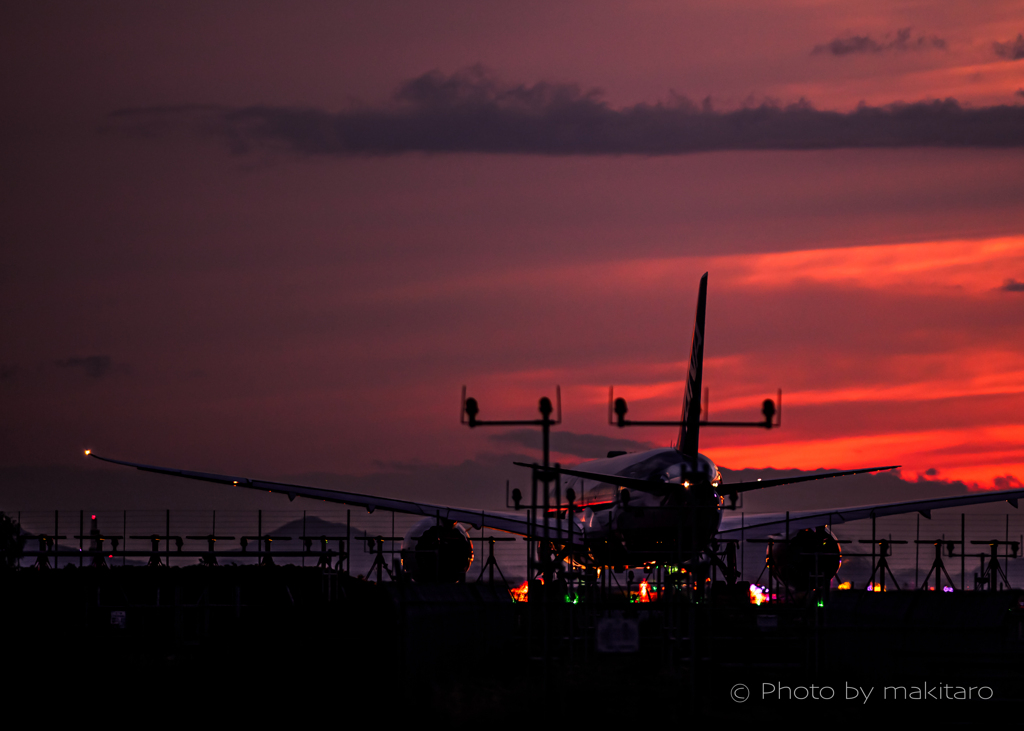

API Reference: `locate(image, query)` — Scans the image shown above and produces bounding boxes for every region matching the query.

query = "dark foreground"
[2,565,1021,724]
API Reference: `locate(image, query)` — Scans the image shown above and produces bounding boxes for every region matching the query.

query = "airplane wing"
[716,488,1024,541]
[86,452,567,539]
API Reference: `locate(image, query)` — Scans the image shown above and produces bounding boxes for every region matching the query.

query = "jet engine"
[769,527,841,591]
[400,518,474,583]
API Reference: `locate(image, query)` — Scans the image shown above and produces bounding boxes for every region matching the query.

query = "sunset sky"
[2,1,1024,513]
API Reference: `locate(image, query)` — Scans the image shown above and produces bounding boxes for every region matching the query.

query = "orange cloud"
[722,236,1024,294]
[486,235,1024,488]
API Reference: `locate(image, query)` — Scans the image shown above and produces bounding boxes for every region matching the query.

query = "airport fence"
[6,502,1024,591]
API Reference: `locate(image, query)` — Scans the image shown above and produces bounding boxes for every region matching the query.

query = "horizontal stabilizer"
[722,465,900,495]
[515,462,899,496]
[514,461,692,495]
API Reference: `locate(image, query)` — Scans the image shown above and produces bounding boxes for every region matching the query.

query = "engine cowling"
[770,527,841,591]
[400,518,474,583]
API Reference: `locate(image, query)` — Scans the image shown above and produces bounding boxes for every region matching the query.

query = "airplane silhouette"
[86,273,1024,587]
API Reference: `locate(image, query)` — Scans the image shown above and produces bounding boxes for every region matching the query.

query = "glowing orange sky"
[485,236,1024,489]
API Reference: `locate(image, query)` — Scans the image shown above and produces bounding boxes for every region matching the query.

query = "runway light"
[633,578,655,603]
[748,583,768,605]
[510,579,532,602]
[837,581,852,590]
[943,586,954,593]
[683,481,690,488]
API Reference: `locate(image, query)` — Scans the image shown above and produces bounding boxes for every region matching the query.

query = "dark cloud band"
[111,68,1024,157]
[812,27,946,56]
[55,355,112,378]
[994,34,1024,60]
[488,429,654,459]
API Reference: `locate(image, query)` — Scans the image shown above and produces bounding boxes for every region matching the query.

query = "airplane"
[85,273,1024,590]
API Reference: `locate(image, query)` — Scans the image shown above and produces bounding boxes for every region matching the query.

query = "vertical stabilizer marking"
[678,273,708,456]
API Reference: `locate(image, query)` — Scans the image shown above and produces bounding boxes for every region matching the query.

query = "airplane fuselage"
[557,447,723,567]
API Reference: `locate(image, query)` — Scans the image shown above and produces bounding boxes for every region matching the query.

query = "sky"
[2,1,1024,515]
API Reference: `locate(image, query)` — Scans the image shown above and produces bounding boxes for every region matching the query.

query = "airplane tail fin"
[677,273,708,456]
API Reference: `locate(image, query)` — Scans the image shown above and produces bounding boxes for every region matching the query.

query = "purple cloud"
[812,28,947,56]
[111,68,1024,157]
